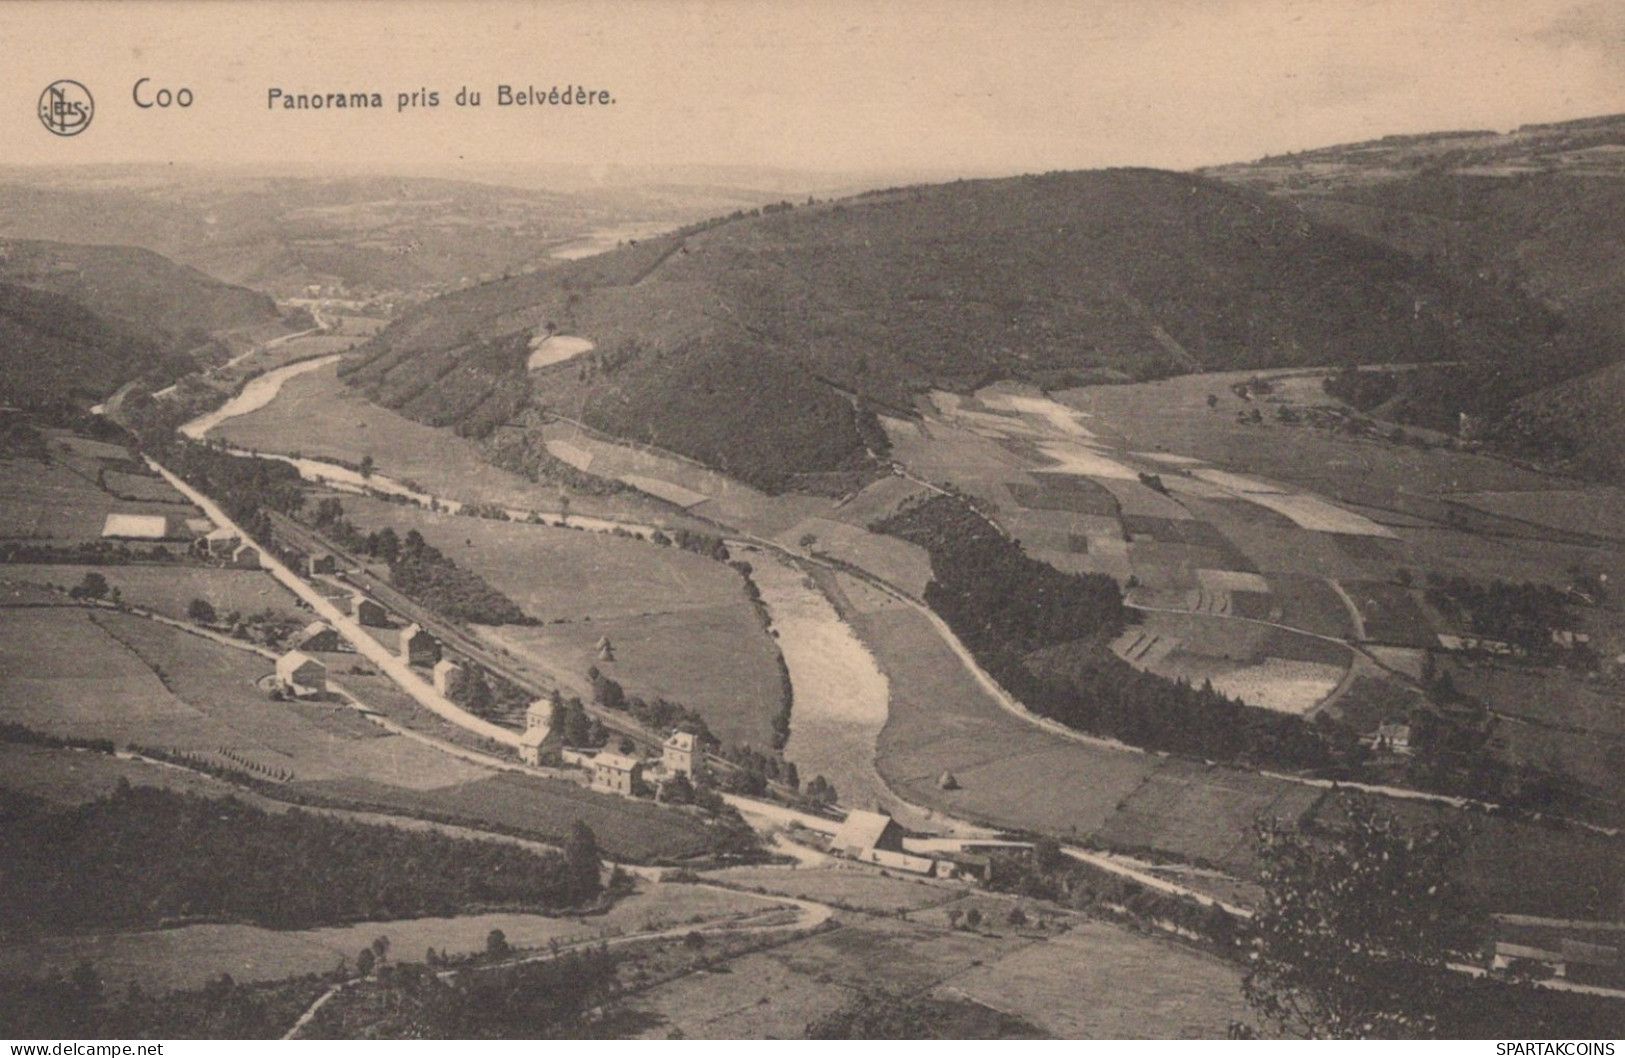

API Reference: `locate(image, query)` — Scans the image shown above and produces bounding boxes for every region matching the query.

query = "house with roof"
[662,731,698,776]
[831,809,906,859]
[399,623,440,666]
[294,620,343,653]
[202,527,240,557]
[275,650,327,699]
[518,724,550,766]
[1490,915,1625,988]
[354,595,389,627]
[229,542,262,570]
[591,752,644,795]
[308,552,338,576]
[432,658,464,694]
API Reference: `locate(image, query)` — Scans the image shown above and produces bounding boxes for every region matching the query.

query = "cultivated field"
[0,460,196,544]
[947,920,1248,1038]
[6,564,303,626]
[1455,488,1625,540]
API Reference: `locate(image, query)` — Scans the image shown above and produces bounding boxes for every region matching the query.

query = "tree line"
[874,495,1356,772]
[310,500,537,625]
[0,782,604,935]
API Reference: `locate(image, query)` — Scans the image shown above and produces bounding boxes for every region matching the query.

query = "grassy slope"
[345,168,1562,490]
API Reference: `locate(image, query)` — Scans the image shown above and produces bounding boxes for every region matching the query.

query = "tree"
[1242,804,1482,1039]
[564,821,603,902]
[359,454,374,479]
[964,908,982,929]
[486,929,510,959]
[356,947,376,977]
[187,598,217,624]
[70,572,108,601]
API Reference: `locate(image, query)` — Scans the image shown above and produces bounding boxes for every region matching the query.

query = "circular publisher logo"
[39,80,94,136]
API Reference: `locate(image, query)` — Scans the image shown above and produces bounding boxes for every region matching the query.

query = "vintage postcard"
[1,0,1623,1044]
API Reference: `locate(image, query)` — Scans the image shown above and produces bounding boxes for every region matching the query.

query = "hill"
[1205,114,1625,477]
[0,281,186,406]
[343,167,1595,490]
[0,240,279,408]
[0,168,824,302]
[0,238,277,340]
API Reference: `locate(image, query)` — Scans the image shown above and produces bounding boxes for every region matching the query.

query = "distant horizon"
[0,102,1621,196]
[4,1,1623,182]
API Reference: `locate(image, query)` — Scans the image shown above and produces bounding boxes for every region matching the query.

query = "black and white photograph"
[1,0,1624,1043]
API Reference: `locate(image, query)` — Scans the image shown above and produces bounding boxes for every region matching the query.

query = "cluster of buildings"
[101,513,263,568]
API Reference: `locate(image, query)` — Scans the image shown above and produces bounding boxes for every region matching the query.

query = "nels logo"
[38,80,94,136]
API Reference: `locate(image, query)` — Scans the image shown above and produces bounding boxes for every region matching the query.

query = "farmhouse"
[275,650,327,699]
[203,527,240,557]
[856,847,937,875]
[591,752,643,795]
[832,809,906,859]
[354,595,389,627]
[662,730,697,776]
[229,543,262,570]
[1368,721,1412,756]
[308,552,338,576]
[432,658,464,694]
[399,623,440,666]
[101,513,188,541]
[518,724,550,766]
[1489,916,1625,988]
[517,699,552,764]
[294,621,343,653]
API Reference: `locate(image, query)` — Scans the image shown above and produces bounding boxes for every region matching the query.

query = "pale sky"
[3,0,1624,180]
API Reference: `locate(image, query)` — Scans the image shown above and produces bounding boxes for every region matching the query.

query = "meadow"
[335,496,786,749]
[9,564,303,626]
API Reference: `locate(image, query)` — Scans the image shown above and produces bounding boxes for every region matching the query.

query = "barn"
[294,621,343,652]
[275,650,327,699]
[399,623,440,666]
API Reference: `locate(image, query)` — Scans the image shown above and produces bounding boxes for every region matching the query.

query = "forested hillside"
[0,239,281,408]
[1207,114,1625,479]
[345,168,1572,490]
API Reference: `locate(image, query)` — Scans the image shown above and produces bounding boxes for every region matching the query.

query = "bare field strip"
[1236,490,1396,538]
